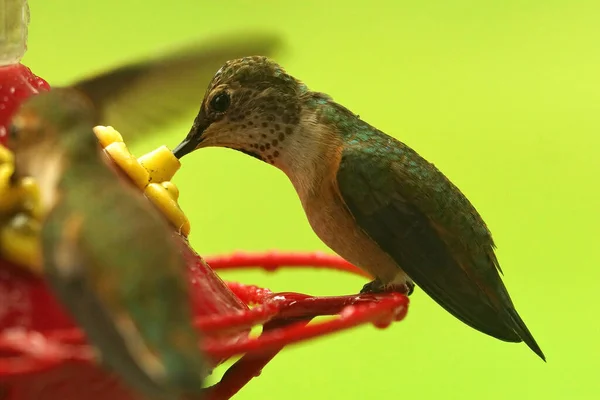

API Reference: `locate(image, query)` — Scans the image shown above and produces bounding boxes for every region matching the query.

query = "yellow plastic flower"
[0,126,191,273]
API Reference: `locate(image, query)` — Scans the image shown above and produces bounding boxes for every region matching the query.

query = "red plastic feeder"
[1,244,408,399]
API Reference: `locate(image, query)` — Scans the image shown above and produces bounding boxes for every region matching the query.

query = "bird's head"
[8,88,98,180]
[173,56,312,165]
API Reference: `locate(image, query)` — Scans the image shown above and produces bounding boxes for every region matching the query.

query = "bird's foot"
[360,279,384,294]
[360,279,414,296]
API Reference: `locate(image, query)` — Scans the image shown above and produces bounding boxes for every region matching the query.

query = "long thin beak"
[172,109,210,159]
[10,154,25,185]
[10,167,22,185]
[173,137,200,159]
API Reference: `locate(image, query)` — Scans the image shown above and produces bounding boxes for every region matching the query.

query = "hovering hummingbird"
[1,32,280,269]
[172,56,545,361]
[55,32,281,142]
[9,89,206,399]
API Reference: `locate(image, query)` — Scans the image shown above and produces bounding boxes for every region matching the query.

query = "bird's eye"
[210,92,231,113]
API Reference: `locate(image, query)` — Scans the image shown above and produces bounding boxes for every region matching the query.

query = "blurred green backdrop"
[25,0,600,398]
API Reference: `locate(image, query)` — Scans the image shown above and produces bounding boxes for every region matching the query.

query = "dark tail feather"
[420,285,546,361]
[505,307,546,362]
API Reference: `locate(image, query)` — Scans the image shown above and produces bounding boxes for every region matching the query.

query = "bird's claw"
[360,279,383,294]
[360,279,415,296]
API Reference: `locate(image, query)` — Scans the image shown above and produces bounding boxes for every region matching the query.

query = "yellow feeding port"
[0,126,191,273]
[93,126,190,236]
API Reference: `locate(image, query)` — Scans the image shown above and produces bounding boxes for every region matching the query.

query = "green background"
[25,0,600,398]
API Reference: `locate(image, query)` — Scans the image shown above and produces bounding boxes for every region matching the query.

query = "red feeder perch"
[0,2,410,399]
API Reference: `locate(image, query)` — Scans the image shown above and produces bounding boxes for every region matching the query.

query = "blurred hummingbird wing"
[72,32,283,142]
[41,212,170,397]
[335,146,523,342]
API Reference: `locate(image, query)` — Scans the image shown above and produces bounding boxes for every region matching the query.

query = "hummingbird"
[8,88,207,399]
[172,56,546,361]
[1,33,280,270]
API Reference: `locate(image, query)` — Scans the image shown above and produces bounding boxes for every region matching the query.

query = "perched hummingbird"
[173,56,545,361]
[9,89,206,398]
